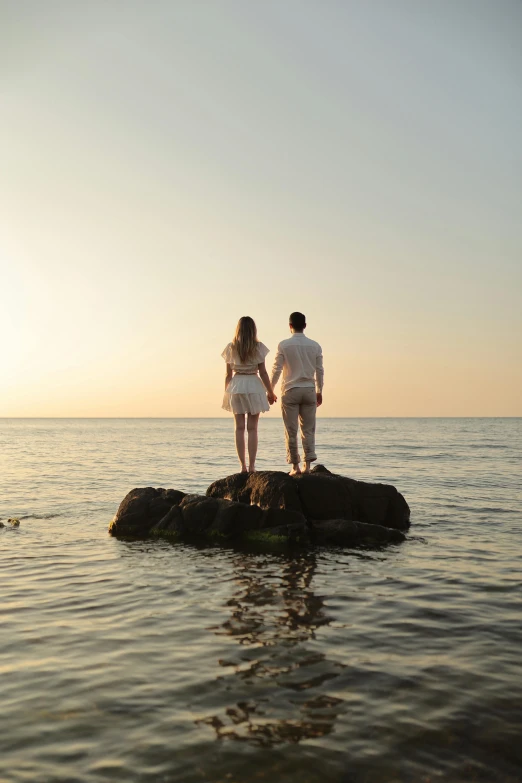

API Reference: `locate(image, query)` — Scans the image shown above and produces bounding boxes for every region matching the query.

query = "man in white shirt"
[270,312,324,475]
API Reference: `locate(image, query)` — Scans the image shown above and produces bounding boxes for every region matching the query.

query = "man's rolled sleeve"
[315,349,324,393]
[271,344,285,388]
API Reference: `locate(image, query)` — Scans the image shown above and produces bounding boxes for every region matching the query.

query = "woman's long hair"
[232,316,258,363]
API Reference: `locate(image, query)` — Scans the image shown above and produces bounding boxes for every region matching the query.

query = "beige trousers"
[281,386,317,465]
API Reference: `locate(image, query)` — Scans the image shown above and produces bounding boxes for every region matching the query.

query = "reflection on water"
[1,418,522,782]
[197,553,345,746]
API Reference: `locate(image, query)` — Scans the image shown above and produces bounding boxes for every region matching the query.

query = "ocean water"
[1,417,521,783]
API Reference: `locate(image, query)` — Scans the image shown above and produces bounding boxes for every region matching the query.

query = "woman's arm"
[225,363,232,390]
[258,362,277,404]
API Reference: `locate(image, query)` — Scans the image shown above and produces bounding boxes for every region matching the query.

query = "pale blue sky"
[1,0,521,415]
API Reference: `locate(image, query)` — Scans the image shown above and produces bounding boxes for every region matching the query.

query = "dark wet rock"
[150,504,184,535]
[109,487,186,537]
[311,519,405,546]
[177,495,267,537]
[110,487,309,544]
[206,470,302,513]
[110,467,409,549]
[262,506,307,530]
[207,466,410,531]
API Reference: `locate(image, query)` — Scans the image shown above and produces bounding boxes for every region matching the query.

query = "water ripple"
[0,418,521,782]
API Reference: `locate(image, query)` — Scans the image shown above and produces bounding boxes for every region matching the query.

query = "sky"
[1,0,521,417]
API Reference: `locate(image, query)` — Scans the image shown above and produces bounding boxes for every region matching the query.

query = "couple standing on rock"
[222,312,324,476]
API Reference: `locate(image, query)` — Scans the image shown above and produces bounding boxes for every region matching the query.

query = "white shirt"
[270,333,324,395]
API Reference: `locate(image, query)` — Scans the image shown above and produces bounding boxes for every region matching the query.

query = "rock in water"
[110,487,309,544]
[207,465,410,531]
[311,518,405,546]
[109,467,409,548]
[109,488,187,537]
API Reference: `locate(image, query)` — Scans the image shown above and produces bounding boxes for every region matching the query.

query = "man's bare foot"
[303,462,312,474]
[289,464,301,476]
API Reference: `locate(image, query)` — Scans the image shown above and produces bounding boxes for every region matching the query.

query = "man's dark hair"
[289,311,306,331]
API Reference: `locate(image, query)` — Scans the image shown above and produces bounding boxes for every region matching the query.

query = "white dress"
[222,342,270,414]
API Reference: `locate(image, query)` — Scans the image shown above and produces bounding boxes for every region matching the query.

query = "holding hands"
[257,359,277,405]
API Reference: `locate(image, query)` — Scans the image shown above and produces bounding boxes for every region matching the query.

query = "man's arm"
[270,344,285,389]
[315,347,324,405]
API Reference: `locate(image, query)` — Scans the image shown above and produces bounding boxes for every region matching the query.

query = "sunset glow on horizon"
[2,0,521,417]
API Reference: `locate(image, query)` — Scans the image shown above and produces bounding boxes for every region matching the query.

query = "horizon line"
[1,416,521,420]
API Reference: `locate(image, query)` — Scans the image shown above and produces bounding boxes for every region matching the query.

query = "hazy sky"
[2,0,521,416]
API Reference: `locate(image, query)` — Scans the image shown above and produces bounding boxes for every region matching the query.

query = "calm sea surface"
[1,418,521,783]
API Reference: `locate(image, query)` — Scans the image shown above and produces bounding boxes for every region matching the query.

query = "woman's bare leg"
[246,413,259,472]
[234,414,247,472]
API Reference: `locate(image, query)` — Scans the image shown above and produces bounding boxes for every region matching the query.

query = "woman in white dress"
[222,316,277,473]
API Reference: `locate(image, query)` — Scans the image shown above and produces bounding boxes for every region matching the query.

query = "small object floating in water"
[7,518,20,527]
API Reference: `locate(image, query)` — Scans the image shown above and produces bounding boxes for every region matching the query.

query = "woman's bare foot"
[240,464,248,473]
[289,464,301,476]
[248,465,256,473]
